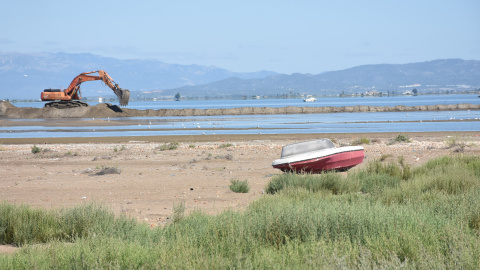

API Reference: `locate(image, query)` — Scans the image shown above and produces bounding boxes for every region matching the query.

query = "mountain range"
[0,52,479,100]
[0,52,276,100]
[169,59,480,99]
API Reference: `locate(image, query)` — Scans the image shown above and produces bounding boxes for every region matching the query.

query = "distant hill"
[1,53,479,101]
[0,52,277,100]
[164,59,480,98]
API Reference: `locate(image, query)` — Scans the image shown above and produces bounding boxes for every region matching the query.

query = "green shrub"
[352,137,370,145]
[389,134,410,144]
[31,145,41,154]
[64,151,78,157]
[356,173,401,194]
[156,142,179,151]
[229,179,250,193]
[114,145,127,152]
[265,172,358,195]
[379,153,393,161]
[444,136,458,148]
[218,143,234,148]
[172,201,186,223]
[412,155,480,195]
[0,203,137,245]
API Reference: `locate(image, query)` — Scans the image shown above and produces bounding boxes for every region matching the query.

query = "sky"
[1,0,479,74]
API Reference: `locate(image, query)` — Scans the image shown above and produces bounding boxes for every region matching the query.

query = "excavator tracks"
[44,101,89,109]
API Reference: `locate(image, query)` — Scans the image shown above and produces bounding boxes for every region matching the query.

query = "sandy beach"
[1,131,479,225]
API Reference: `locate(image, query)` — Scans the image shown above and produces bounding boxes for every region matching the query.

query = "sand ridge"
[1,100,479,119]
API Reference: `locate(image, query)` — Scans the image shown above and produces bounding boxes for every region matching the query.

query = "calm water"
[3,94,480,138]
[11,94,480,110]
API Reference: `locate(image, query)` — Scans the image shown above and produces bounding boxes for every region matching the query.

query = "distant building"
[365,90,382,96]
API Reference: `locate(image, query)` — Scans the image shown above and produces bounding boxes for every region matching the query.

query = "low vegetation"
[31,145,41,154]
[113,145,127,152]
[229,179,250,193]
[444,135,469,152]
[379,153,394,161]
[92,156,112,161]
[218,143,234,149]
[156,142,179,151]
[95,166,121,175]
[445,136,459,148]
[64,151,78,157]
[1,155,479,268]
[388,133,410,144]
[172,201,186,224]
[216,153,233,160]
[30,146,78,157]
[351,137,370,145]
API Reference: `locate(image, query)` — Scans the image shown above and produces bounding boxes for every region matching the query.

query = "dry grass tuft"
[95,166,121,175]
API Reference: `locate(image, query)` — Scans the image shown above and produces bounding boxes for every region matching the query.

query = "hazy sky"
[1,0,479,74]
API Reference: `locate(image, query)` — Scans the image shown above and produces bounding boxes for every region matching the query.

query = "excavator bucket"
[114,88,130,106]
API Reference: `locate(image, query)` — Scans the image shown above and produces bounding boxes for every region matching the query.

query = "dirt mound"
[1,100,479,119]
[0,102,122,119]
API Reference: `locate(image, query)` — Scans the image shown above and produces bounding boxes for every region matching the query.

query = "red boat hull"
[273,149,364,173]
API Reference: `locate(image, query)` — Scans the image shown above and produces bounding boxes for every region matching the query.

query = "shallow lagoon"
[2,110,479,138]
[12,94,480,110]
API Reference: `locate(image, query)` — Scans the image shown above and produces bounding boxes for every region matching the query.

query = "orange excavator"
[41,70,130,108]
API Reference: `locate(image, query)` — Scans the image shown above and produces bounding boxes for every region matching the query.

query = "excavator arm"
[41,70,130,107]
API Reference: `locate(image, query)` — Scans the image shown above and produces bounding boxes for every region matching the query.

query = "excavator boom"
[41,70,130,108]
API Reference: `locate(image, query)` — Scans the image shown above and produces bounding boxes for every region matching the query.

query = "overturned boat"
[272,138,364,173]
